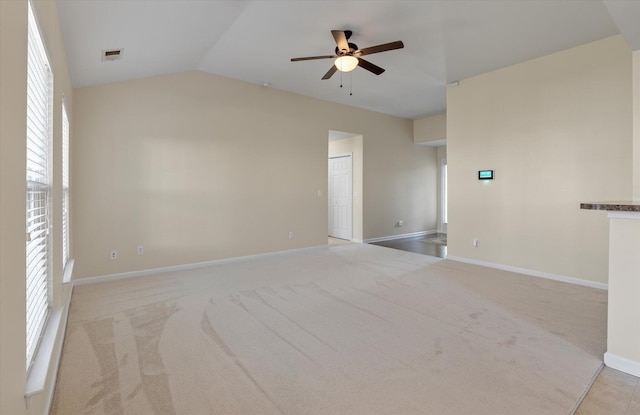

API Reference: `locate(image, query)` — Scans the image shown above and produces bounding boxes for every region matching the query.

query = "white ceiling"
[56,0,640,120]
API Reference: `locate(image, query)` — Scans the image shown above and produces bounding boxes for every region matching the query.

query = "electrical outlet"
[137,245,144,255]
[397,220,404,227]
[289,231,294,239]
[473,239,479,247]
[110,250,118,260]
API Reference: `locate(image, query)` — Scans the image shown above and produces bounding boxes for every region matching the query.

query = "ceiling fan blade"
[291,55,337,62]
[357,58,385,75]
[321,65,338,80]
[357,40,404,56]
[331,30,350,53]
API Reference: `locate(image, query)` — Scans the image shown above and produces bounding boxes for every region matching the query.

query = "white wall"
[1,0,74,413]
[72,71,436,279]
[447,35,632,284]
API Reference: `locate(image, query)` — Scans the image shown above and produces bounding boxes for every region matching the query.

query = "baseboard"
[604,352,640,378]
[73,245,327,286]
[364,230,437,244]
[446,255,608,290]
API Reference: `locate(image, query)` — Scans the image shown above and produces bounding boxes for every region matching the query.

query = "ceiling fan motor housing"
[335,42,359,56]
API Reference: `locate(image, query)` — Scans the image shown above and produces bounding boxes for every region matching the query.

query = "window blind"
[62,102,69,267]
[26,1,52,370]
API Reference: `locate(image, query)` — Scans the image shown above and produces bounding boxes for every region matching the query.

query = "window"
[62,102,69,267]
[26,1,53,371]
[441,159,447,233]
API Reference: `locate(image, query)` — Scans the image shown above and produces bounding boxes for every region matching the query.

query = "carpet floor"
[51,244,607,414]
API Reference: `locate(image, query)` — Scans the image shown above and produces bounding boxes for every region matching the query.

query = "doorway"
[328,154,352,240]
[328,130,363,242]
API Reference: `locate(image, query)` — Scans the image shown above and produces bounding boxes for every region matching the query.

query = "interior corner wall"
[447,35,632,284]
[1,0,74,414]
[414,113,446,145]
[72,71,436,279]
[328,135,364,241]
[363,129,438,241]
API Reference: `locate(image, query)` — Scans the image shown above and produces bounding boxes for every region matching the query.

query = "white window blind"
[62,102,69,267]
[26,1,53,370]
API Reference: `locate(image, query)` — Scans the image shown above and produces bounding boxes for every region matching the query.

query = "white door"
[328,155,352,240]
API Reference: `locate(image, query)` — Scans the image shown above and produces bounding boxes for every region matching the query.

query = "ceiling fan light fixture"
[334,56,358,72]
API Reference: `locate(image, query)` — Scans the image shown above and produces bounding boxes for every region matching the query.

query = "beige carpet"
[51,244,607,414]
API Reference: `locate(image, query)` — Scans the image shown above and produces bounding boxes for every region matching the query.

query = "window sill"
[25,258,74,408]
[24,306,63,407]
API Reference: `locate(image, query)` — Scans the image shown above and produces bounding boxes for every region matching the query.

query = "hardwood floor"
[365,233,640,414]
[576,367,640,414]
[369,233,447,258]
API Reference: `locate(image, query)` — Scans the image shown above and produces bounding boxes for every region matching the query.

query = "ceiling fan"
[291,30,404,80]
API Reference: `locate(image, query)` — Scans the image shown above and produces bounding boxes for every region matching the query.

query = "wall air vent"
[102,48,124,61]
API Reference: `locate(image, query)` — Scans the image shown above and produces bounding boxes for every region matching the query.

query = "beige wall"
[364,124,438,240]
[414,113,446,145]
[1,0,74,413]
[72,71,436,278]
[329,134,364,241]
[447,35,632,284]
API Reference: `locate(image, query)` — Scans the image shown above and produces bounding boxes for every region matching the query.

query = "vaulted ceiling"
[56,0,640,120]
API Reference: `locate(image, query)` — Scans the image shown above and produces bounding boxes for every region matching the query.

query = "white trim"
[25,308,61,403]
[446,255,608,290]
[607,211,640,220]
[604,352,640,378]
[328,153,352,159]
[364,230,437,244]
[42,285,73,414]
[73,246,325,286]
[62,258,74,284]
[417,139,446,147]
[440,158,447,233]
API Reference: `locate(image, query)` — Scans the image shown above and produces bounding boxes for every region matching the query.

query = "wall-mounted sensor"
[478,170,494,180]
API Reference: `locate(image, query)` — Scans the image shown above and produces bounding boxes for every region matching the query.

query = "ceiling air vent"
[101,48,124,61]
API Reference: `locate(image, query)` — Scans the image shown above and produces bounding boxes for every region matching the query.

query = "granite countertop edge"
[580,201,640,212]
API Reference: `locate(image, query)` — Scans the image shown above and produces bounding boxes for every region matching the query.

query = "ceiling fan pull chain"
[349,73,353,96]
[340,69,343,88]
